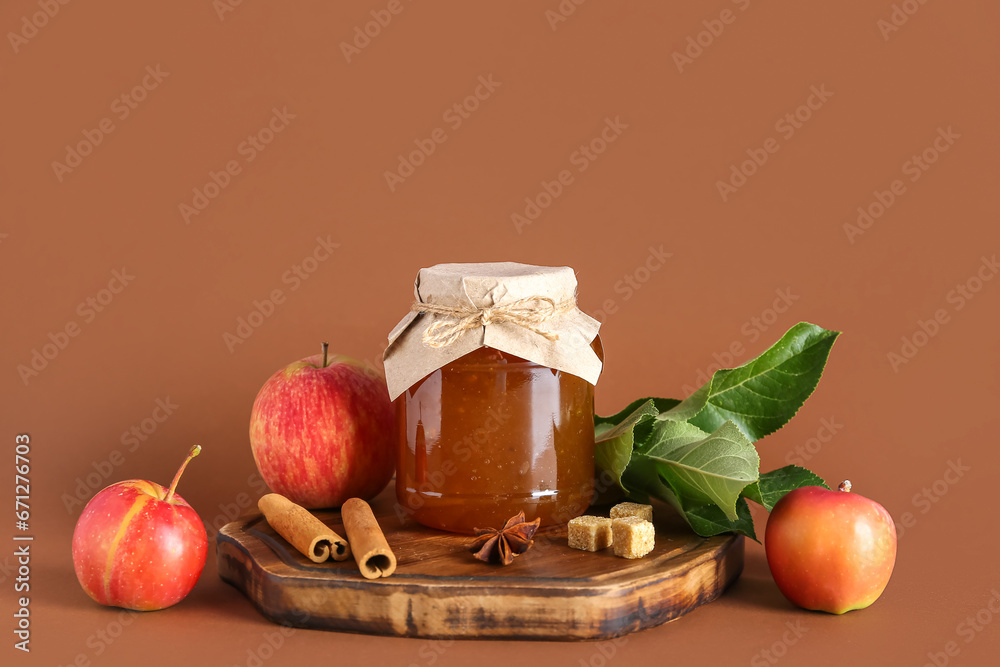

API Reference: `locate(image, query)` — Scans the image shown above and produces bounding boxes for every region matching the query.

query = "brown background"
[2,0,999,665]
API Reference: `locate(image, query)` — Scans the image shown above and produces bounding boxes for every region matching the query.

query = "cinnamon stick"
[258,494,351,563]
[342,498,397,579]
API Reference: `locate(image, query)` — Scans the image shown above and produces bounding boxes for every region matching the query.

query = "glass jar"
[383,262,604,534]
[396,339,602,534]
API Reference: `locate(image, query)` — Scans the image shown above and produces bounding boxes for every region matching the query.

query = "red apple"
[72,446,207,611]
[249,343,395,509]
[765,480,897,614]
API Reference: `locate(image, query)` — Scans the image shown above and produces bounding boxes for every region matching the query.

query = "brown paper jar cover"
[383,262,603,400]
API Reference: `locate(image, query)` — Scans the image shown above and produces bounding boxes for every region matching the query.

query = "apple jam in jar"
[383,263,604,534]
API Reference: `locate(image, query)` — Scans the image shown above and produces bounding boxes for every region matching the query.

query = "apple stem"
[322,341,329,368]
[165,445,202,503]
[839,480,852,493]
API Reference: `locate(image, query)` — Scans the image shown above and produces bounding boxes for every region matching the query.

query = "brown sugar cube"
[610,502,653,522]
[612,517,655,559]
[567,516,613,552]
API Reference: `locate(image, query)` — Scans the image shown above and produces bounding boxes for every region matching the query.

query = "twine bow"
[411,296,574,348]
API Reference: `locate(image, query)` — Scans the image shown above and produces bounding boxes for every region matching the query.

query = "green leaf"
[621,452,678,505]
[643,421,759,521]
[621,456,757,539]
[636,418,711,458]
[664,322,840,442]
[683,498,757,540]
[593,399,660,503]
[591,322,839,539]
[595,397,680,432]
[594,399,684,502]
[743,465,829,512]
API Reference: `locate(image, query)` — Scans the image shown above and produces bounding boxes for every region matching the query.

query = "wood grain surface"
[217,489,744,640]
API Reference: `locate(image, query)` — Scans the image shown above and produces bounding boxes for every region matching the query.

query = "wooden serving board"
[217,490,743,640]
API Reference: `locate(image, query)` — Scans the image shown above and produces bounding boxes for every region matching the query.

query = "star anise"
[469,511,541,565]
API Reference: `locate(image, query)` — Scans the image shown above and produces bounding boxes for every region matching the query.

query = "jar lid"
[383,262,602,400]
